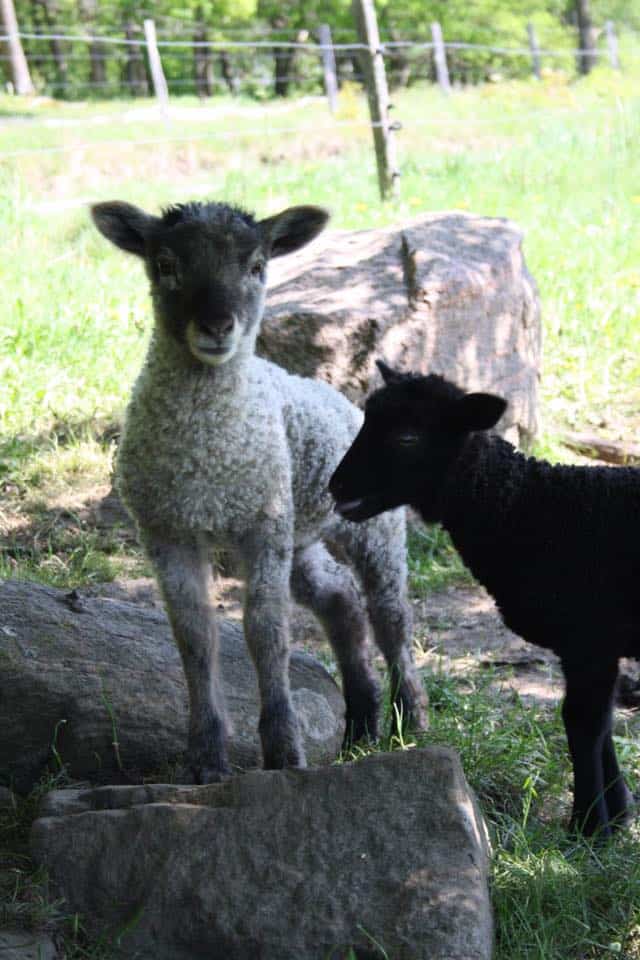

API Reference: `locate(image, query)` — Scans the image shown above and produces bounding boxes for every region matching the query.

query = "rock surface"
[0,930,57,960]
[32,747,492,960]
[262,212,541,446]
[0,579,344,793]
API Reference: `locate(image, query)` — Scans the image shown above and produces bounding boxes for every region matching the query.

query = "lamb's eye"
[250,260,266,280]
[157,256,175,277]
[394,432,420,447]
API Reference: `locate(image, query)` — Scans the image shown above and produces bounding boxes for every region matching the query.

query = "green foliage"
[3,1,639,97]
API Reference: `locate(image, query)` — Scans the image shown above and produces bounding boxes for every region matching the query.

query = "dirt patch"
[89,572,567,708]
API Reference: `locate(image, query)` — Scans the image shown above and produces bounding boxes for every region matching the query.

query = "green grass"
[2,60,640,959]
[342,668,640,960]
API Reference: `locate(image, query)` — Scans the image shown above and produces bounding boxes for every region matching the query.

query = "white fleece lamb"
[92,198,426,780]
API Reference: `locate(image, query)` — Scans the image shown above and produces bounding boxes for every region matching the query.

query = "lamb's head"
[330,361,507,523]
[91,200,328,366]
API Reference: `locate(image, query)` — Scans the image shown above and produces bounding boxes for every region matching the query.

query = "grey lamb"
[91,199,426,780]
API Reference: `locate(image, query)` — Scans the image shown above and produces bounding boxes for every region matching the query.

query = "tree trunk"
[122,19,148,96]
[35,0,68,92]
[219,50,238,94]
[575,0,598,75]
[87,36,106,86]
[1,0,34,94]
[273,45,295,96]
[79,0,106,87]
[193,16,213,98]
[386,27,410,89]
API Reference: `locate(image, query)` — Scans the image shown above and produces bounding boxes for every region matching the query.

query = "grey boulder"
[32,746,492,960]
[0,579,344,793]
[0,930,57,960]
[262,212,541,447]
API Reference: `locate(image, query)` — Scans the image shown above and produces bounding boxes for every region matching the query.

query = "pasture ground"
[2,67,640,959]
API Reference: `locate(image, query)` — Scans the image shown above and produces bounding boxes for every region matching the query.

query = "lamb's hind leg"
[239,533,305,770]
[562,656,625,837]
[343,512,428,734]
[143,532,230,783]
[291,542,381,746]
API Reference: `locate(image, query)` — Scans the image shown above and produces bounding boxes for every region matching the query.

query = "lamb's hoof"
[259,699,306,770]
[175,762,232,785]
[387,668,429,736]
[342,712,379,750]
[263,750,307,771]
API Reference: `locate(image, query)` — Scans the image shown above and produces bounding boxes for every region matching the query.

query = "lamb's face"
[330,364,507,523]
[330,378,451,522]
[91,200,329,367]
[147,216,267,367]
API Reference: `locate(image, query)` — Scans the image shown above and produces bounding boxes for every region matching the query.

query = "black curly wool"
[443,432,640,659]
[331,368,640,837]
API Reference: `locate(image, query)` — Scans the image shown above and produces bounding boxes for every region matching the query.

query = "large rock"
[0,579,344,793]
[0,931,57,960]
[32,747,492,960]
[262,212,541,447]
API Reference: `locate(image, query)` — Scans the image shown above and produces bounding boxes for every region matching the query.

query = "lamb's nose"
[200,316,234,338]
[220,317,234,335]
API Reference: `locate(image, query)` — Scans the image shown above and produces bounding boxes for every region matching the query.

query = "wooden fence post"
[351,0,399,200]
[318,23,338,113]
[605,20,620,70]
[431,21,450,94]
[0,0,34,94]
[527,22,541,80]
[143,18,169,117]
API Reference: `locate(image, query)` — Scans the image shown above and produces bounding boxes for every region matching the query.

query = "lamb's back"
[446,437,640,656]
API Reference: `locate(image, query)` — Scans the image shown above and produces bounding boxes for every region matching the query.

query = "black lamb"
[329,360,639,838]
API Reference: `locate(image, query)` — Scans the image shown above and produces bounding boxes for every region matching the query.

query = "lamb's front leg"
[240,533,305,770]
[144,533,230,782]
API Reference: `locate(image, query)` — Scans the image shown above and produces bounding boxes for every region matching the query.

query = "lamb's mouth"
[198,344,230,356]
[193,342,235,365]
[334,495,384,522]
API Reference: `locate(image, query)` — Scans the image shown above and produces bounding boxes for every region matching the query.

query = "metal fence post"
[351,0,399,200]
[431,21,450,94]
[143,18,169,118]
[527,22,541,80]
[318,23,339,113]
[605,20,620,70]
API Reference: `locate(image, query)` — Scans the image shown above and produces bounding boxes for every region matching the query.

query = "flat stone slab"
[0,579,344,793]
[31,747,492,960]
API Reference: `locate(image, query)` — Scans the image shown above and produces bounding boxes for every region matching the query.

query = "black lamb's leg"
[601,726,634,829]
[561,656,620,838]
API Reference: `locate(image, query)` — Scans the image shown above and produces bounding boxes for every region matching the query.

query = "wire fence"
[0,17,635,184]
[0,19,634,103]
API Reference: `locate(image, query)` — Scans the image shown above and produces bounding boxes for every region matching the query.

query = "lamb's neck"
[144,328,254,402]
[440,432,527,557]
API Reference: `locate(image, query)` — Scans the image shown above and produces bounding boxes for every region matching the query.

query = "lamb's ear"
[91,201,158,257]
[376,359,403,385]
[258,205,329,259]
[451,393,507,432]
